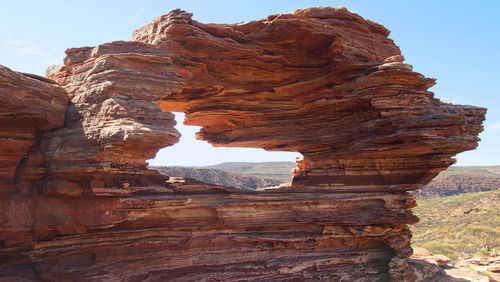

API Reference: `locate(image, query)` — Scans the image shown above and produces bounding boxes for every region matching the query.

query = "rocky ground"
[411,248,499,281]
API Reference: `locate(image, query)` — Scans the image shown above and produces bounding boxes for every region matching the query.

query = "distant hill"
[154,166,284,189]
[201,161,296,182]
[415,175,500,199]
[153,162,500,197]
[435,166,500,179]
[416,166,500,199]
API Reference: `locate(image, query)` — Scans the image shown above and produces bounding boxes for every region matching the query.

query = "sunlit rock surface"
[132,8,484,190]
[0,7,486,281]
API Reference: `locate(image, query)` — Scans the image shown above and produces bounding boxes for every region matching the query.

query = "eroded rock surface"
[0,7,486,281]
[43,42,185,197]
[0,66,67,194]
[132,8,484,190]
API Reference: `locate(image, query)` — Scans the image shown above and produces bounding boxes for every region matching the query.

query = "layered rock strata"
[0,7,486,281]
[43,42,184,197]
[132,8,484,190]
[0,66,67,194]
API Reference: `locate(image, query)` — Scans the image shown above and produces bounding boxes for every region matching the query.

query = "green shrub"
[411,189,500,260]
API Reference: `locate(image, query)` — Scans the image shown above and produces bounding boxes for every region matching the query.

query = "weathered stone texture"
[0,66,67,194]
[0,7,486,281]
[132,8,484,190]
[43,41,185,197]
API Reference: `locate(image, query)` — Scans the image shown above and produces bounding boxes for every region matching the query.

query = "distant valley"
[153,162,296,189]
[411,189,499,261]
[153,163,500,198]
[155,166,285,189]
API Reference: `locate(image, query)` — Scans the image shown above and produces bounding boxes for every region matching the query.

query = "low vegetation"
[411,189,500,261]
[154,166,283,189]
[202,162,296,182]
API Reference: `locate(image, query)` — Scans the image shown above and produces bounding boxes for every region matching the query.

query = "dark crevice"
[10,128,40,195]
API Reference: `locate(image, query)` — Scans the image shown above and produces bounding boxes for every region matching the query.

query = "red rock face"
[0,7,486,281]
[42,42,184,197]
[0,66,67,194]
[132,8,484,189]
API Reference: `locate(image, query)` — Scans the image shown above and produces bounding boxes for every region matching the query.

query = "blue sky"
[1,1,498,166]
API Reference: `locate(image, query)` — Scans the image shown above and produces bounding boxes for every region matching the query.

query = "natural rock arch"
[132,8,484,189]
[0,7,485,281]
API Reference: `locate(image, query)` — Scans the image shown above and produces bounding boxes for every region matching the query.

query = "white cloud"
[6,37,56,56]
[45,46,58,52]
[19,45,43,55]
[6,38,35,46]
[488,122,500,133]
[441,96,463,104]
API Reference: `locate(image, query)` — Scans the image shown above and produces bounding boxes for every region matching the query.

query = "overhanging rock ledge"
[0,7,486,281]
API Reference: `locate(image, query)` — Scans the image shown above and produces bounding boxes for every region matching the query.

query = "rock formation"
[0,66,67,194]
[0,7,486,281]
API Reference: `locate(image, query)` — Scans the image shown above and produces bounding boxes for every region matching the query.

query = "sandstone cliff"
[0,7,486,281]
[0,66,67,194]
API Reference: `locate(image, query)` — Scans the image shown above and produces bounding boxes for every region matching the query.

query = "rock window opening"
[147,112,302,189]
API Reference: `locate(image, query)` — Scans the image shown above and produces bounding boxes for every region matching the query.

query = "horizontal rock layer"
[132,8,485,188]
[42,41,185,196]
[1,185,415,281]
[0,7,486,281]
[0,65,67,194]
